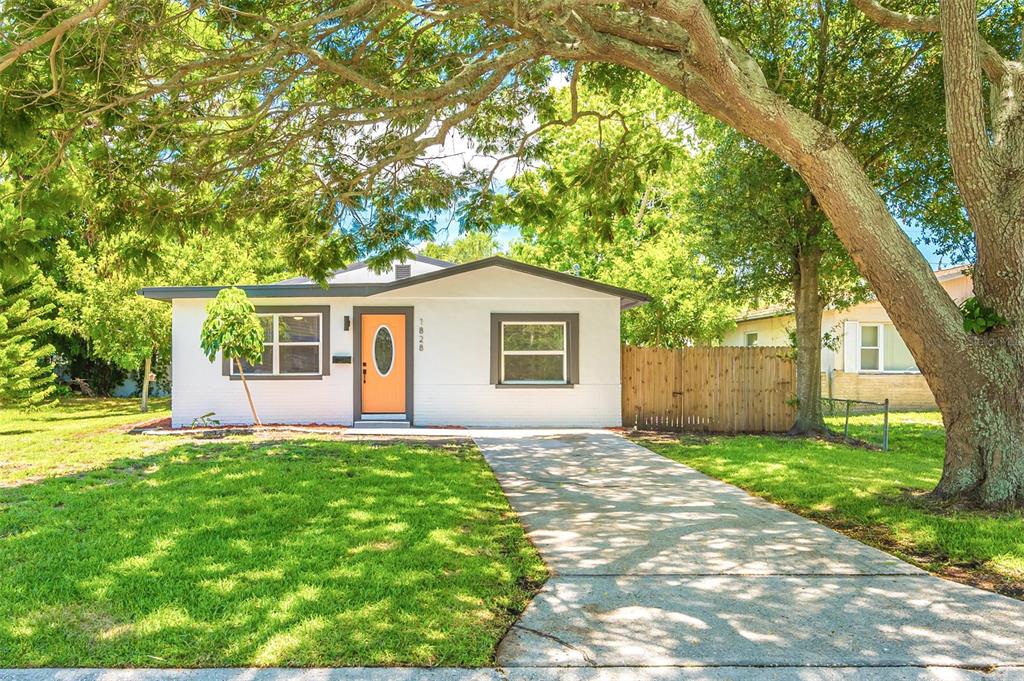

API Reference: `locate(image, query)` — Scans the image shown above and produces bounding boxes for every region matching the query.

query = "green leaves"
[0,275,56,408]
[48,240,170,373]
[494,78,737,346]
[422,233,499,264]
[689,126,867,311]
[200,287,265,366]
[960,297,1007,335]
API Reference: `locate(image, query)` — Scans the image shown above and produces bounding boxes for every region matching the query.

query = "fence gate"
[621,345,797,433]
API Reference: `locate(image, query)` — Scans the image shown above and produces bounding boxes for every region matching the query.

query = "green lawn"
[0,397,171,486]
[0,399,545,667]
[636,411,1024,597]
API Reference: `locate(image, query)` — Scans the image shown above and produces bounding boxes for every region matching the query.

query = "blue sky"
[902,222,966,270]
[425,218,961,272]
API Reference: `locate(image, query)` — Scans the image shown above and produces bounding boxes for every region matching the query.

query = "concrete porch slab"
[342,427,472,437]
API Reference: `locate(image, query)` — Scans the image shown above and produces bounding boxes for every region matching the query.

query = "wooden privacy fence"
[621,345,797,433]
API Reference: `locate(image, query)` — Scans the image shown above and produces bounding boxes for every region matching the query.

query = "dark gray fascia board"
[138,256,650,306]
[138,283,387,301]
[373,256,651,307]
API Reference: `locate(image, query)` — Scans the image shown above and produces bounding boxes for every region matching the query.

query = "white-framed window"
[230,312,322,376]
[859,323,917,373]
[860,324,881,371]
[500,321,567,384]
[745,332,759,347]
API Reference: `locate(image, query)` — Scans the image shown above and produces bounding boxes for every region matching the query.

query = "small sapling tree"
[200,288,265,426]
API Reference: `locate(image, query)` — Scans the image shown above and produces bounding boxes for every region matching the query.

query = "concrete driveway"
[470,429,1024,678]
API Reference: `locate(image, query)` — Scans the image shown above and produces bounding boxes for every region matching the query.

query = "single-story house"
[722,266,973,409]
[141,255,648,428]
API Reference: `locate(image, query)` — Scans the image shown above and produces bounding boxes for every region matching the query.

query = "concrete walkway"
[470,429,1024,678]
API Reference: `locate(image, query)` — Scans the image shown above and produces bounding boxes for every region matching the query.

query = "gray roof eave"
[138,256,650,307]
[138,283,387,301]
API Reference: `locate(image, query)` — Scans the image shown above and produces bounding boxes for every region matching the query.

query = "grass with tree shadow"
[635,411,1024,598]
[0,399,545,667]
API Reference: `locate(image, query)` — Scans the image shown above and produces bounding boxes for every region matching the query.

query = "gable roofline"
[373,256,650,309]
[273,252,456,285]
[139,255,650,309]
[734,264,974,323]
[410,253,457,268]
[736,305,793,322]
[935,264,970,282]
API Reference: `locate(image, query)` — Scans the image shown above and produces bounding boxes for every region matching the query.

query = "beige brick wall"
[821,371,937,410]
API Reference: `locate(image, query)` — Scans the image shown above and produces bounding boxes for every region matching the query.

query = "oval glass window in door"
[373,325,395,376]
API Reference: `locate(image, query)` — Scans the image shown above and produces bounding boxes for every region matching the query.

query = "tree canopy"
[498,82,736,346]
[421,233,501,264]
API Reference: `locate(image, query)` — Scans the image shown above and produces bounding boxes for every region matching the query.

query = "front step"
[353,420,411,429]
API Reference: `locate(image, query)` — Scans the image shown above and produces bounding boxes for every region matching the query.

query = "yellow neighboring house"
[723,266,973,409]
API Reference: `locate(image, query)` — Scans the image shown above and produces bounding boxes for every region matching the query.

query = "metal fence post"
[882,398,890,451]
[844,399,851,439]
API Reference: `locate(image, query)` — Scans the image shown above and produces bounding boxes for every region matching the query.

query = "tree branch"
[940,0,999,205]
[851,0,1008,82]
[0,0,110,75]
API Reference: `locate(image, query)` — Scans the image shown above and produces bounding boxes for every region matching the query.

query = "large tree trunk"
[590,8,1024,506]
[790,247,827,435]
[772,131,1024,507]
[932,345,1024,507]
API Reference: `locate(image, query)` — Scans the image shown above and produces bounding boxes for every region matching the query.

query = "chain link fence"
[822,397,890,450]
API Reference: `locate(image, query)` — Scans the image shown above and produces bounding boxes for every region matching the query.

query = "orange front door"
[360,314,406,414]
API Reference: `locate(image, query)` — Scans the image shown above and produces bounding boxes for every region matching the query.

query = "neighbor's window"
[745,332,759,347]
[859,323,917,373]
[860,324,880,371]
[231,312,322,376]
[501,322,567,384]
[882,323,917,372]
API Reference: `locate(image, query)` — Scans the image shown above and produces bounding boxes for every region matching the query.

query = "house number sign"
[418,318,425,351]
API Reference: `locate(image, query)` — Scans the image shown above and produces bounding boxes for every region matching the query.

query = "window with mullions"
[490,314,579,387]
[229,312,323,376]
[859,323,918,373]
[501,322,567,384]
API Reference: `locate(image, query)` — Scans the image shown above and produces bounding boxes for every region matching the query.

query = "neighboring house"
[141,255,648,428]
[723,266,973,409]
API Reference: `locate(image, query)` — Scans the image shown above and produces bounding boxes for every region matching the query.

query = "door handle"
[362,362,367,384]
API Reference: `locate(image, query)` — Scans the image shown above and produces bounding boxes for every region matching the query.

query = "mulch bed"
[128,422,349,438]
[125,421,472,444]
